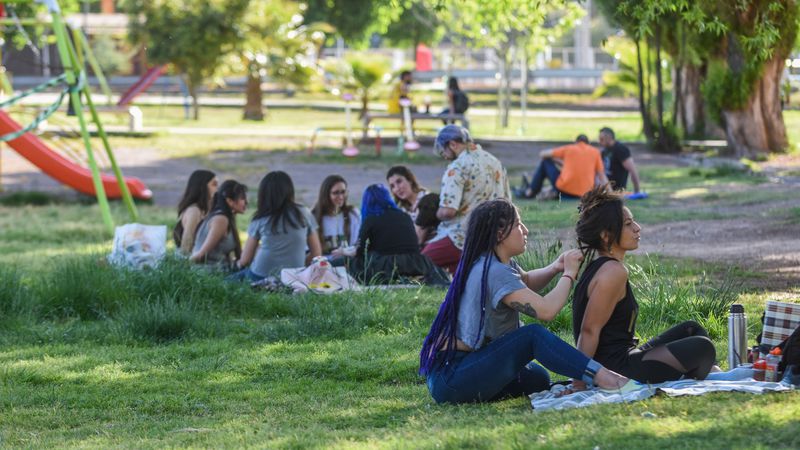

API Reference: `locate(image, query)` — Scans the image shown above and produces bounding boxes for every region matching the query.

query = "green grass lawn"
[42,104,645,142]
[1,157,798,447]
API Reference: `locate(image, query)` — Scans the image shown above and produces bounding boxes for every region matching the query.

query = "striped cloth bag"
[760,300,800,347]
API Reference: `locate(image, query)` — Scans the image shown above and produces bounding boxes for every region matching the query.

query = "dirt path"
[2,136,798,287]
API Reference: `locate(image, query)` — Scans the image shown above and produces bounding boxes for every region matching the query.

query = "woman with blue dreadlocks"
[419,198,629,403]
[347,184,449,286]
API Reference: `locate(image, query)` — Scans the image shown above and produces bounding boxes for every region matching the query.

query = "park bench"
[361,112,469,139]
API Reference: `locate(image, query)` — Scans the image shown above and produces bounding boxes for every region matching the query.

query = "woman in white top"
[311,175,360,257]
[174,170,218,255]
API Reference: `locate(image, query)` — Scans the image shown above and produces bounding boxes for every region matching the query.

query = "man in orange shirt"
[515,135,608,200]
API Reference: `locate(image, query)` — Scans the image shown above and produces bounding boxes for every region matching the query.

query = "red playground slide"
[117,65,167,107]
[0,110,152,200]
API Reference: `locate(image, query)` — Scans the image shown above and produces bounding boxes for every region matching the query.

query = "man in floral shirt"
[421,125,510,273]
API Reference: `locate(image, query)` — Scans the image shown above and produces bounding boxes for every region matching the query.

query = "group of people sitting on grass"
[173,124,712,403]
[419,189,716,403]
[173,164,450,286]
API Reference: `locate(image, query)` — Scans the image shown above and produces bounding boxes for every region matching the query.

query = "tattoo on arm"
[509,301,538,319]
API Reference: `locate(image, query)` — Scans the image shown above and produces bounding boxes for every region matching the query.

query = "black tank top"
[572,256,638,370]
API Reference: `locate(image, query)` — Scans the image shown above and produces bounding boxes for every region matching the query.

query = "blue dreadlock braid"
[419,198,518,376]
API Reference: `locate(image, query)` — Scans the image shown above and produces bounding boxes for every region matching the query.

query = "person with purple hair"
[419,198,629,403]
[347,184,449,286]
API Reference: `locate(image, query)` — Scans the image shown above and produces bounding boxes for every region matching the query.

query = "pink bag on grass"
[279,257,358,294]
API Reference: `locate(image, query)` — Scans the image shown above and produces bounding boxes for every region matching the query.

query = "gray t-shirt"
[456,254,527,350]
[247,206,318,277]
[192,214,237,268]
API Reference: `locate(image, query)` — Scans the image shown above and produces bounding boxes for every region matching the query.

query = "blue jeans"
[426,324,602,404]
[226,267,265,283]
[527,159,579,200]
[528,159,561,198]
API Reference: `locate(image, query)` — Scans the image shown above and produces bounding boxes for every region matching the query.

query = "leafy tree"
[90,35,132,75]
[443,0,581,128]
[384,0,444,59]
[228,0,330,120]
[598,0,797,156]
[303,0,398,46]
[700,1,798,156]
[123,0,249,119]
[323,53,390,117]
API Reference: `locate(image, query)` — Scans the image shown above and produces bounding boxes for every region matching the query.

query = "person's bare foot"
[594,368,629,390]
[555,380,587,397]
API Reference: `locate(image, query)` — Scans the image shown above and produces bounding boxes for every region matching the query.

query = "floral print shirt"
[435,145,510,249]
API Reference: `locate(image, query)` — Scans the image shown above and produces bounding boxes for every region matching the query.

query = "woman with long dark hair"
[348,184,448,285]
[312,175,361,257]
[571,185,716,387]
[420,198,628,404]
[385,166,427,220]
[235,171,321,281]
[174,170,218,254]
[190,180,247,270]
[440,76,469,124]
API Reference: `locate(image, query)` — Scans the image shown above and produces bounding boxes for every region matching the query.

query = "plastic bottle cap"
[770,347,782,356]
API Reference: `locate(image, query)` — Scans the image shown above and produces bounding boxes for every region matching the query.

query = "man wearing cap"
[422,125,510,273]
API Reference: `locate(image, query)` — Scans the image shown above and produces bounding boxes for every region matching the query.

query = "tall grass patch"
[629,258,740,340]
[0,267,29,317]
[113,292,216,343]
[514,243,740,340]
[35,257,124,320]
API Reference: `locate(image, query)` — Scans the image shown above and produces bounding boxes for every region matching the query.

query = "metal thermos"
[728,304,747,369]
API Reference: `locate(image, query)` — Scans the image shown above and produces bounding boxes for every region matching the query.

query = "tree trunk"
[654,25,667,150]
[502,52,512,128]
[187,78,200,120]
[495,47,508,129]
[722,55,789,156]
[360,91,369,118]
[635,39,654,141]
[243,64,264,121]
[672,25,684,133]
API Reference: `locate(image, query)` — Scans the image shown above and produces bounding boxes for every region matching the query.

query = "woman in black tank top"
[571,186,717,385]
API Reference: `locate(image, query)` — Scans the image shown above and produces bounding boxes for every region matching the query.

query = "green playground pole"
[62,25,138,221]
[72,27,113,105]
[46,0,115,234]
[81,76,140,220]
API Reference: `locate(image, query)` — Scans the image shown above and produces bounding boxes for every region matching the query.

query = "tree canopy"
[124,0,249,119]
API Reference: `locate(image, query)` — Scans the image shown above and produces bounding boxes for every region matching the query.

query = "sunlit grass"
[0,138,797,447]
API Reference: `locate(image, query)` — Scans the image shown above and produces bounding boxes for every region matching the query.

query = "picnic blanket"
[530,369,795,411]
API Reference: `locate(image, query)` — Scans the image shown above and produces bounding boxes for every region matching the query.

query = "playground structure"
[0,0,149,234]
[116,65,167,108]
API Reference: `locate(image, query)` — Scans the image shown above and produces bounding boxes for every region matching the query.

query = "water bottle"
[728,304,747,369]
